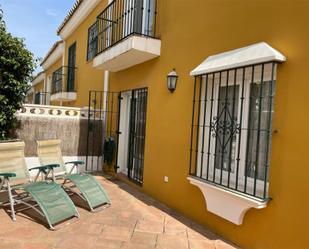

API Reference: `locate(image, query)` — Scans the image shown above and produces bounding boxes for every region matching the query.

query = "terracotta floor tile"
[119,210,138,219]
[156,234,189,249]
[95,238,123,249]
[142,213,165,223]
[215,240,240,249]
[20,241,55,249]
[130,231,157,247]
[0,226,43,240]
[115,217,138,228]
[0,239,22,249]
[189,239,216,249]
[102,225,133,241]
[121,242,155,249]
[55,234,97,249]
[0,176,237,249]
[164,216,188,235]
[187,227,217,241]
[135,220,164,234]
[164,226,187,236]
[74,222,104,235]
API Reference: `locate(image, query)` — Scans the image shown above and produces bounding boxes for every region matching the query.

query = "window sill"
[187,176,268,225]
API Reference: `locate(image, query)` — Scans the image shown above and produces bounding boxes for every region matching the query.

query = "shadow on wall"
[16,115,102,157]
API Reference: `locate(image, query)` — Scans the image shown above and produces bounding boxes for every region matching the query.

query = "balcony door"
[123,0,156,37]
[140,0,156,36]
[67,42,76,92]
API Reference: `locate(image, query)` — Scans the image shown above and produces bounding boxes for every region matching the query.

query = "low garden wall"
[15,104,104,172]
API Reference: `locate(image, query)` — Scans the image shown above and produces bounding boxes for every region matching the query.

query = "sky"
[0,0,76,71]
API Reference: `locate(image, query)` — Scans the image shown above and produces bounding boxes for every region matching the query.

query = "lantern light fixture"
[167,69,178,93]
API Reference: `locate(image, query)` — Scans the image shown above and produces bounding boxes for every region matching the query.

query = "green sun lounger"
[36,139,110,212]
[0,141,79,230]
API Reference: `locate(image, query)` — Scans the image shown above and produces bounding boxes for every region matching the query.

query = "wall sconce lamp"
[167,69,178,93]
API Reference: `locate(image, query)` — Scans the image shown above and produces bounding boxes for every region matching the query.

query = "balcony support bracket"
[187,176,268,225]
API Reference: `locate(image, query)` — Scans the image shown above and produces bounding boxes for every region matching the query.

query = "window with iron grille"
[189,62,277,200]
[52,67,63,94]
[67,43,76,92]
[87,22,98,61]
[34,92,41,104]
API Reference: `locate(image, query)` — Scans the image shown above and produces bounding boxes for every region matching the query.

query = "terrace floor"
[0,175,239,249]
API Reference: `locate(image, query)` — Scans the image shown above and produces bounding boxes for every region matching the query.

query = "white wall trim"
[17,104,90,119]
[187,176,268,225]
[41,43,64,70]
[59,0,101,40]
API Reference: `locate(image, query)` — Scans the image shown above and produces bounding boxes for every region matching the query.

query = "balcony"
[90,0,161,72]
[51,66,77,102]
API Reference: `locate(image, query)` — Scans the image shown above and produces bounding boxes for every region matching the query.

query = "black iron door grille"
[86,91,119,172]
[127,88,148,185]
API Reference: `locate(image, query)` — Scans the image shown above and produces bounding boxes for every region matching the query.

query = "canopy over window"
[190,42,286,76]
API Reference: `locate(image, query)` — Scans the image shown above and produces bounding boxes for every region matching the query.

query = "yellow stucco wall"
[62,0,108,107]
[102,1,309,248]
[45,58,62,83]
[33,80,44,93]
[26,93,33,104]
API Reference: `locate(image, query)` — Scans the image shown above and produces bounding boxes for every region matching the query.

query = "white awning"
[190,42,286,76]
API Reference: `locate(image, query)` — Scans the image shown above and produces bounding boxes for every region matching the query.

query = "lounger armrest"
[65,160,85,166]
[29,164,60,171]
[0,173,16,178]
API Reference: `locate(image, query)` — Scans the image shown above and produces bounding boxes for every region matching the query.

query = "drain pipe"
[103,70,109,122]
[102,70,109,172]
[61,41,66,107]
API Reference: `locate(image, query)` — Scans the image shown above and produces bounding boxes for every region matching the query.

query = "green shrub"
[0,8,35,140]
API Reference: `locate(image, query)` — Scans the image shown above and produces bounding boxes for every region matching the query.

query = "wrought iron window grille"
[52,67,64,94]
[51,66,77,94]
[87,22,99,61]
[189,62,277,200]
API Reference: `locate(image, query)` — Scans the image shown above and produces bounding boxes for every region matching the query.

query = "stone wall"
[16,104,103,157]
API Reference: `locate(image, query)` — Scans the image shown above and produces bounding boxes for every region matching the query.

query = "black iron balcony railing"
[51,67,63,94]
[34,92,51,105]
[51,66,77,94]
[87,0,157,59]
